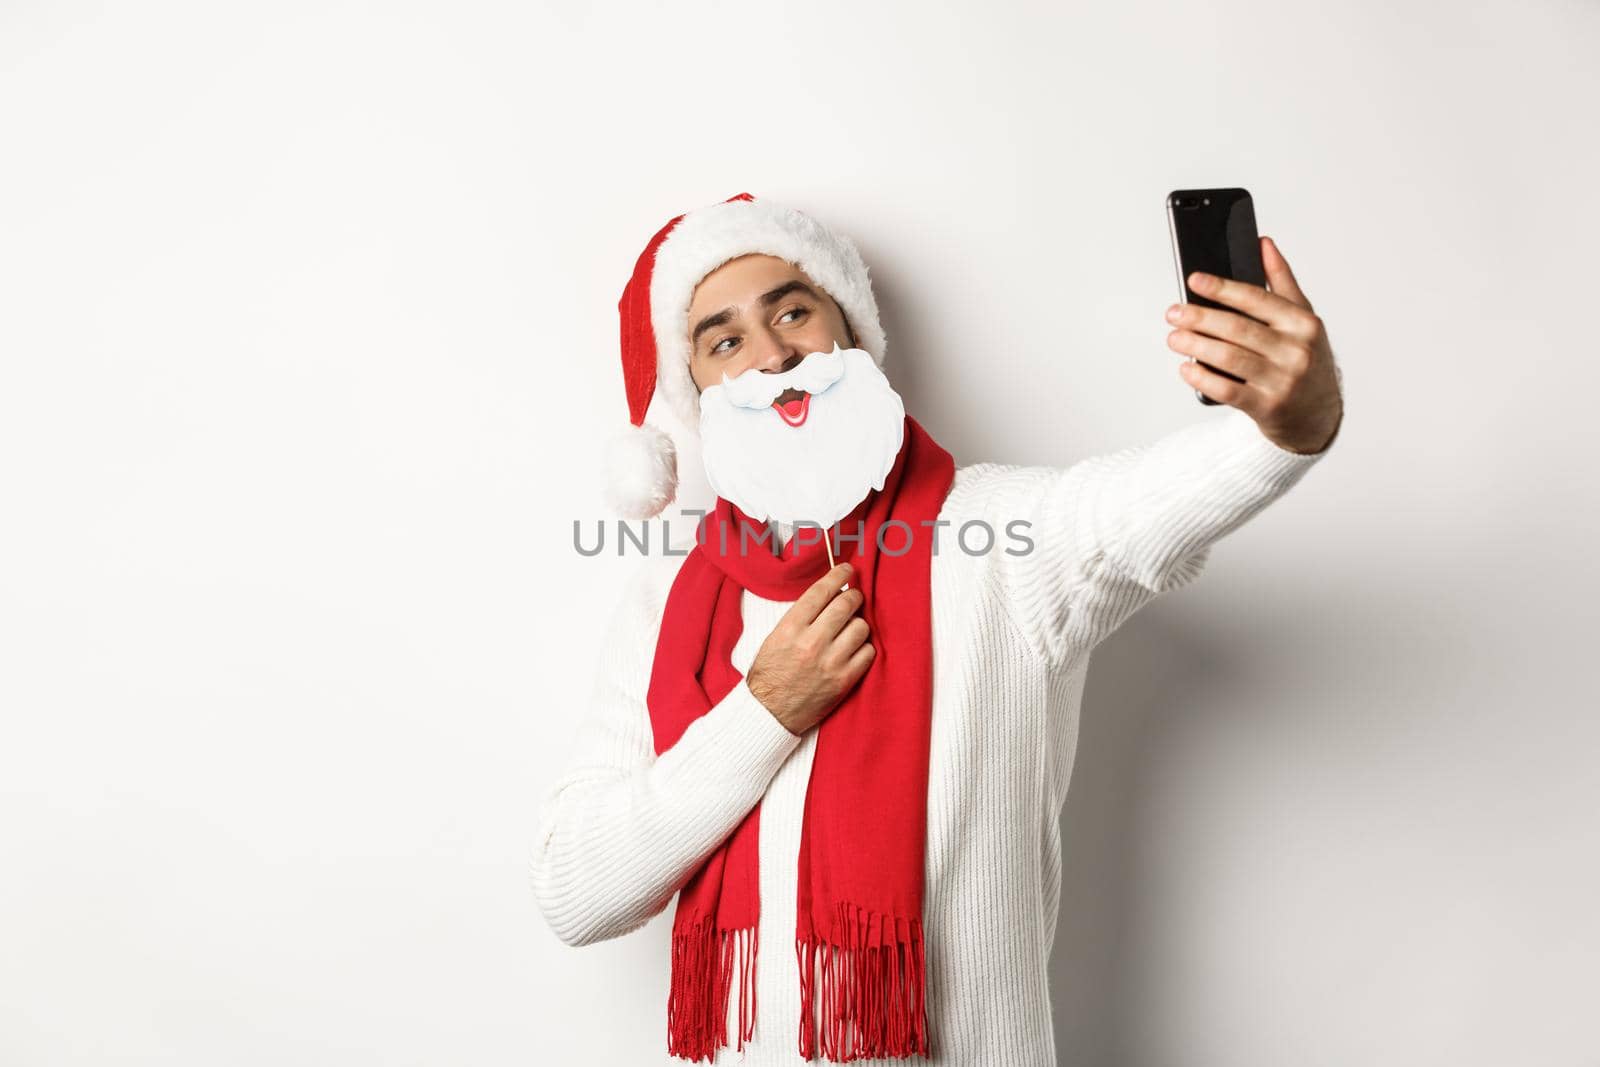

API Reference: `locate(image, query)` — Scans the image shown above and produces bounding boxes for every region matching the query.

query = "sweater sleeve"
[528,558,805,948]
[986,407,1331,667]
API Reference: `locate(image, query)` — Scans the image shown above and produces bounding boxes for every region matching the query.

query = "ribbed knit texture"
[531,408,1329,1065]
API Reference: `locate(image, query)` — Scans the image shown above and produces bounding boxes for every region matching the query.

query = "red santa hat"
[604,192,889,519]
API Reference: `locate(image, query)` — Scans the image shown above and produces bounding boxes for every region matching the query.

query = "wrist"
[1265,398,1343,455]
[746,674,801,736]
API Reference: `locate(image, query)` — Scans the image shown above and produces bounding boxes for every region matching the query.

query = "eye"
[709,307,809,355]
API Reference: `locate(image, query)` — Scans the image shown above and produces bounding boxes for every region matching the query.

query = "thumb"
[1261,235,1312,311]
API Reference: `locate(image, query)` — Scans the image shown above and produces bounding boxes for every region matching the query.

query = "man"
[530,192,1343,1065]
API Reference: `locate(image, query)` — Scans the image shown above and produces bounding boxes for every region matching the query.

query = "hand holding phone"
[1165,187,1266,405]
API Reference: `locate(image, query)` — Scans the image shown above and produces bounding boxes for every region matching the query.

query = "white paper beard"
[698,343,906,529]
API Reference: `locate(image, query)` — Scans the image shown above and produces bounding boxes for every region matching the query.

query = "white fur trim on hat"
[647,198,887,433]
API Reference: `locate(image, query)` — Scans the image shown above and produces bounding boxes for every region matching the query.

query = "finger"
[1178,355,1263,415]
[1187,269,1311,334]
[812,585,866,640]
[1260,236,1312,311]
[790,562,855,626]
[1166,303,1293,368]
[1166,328,1281,387]
[829,616,871,658]
[844,640,876,681]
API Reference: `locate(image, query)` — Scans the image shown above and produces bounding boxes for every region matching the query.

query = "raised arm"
[985,406,1330,667]
[528,559,803,947]
[988,235,1344,666]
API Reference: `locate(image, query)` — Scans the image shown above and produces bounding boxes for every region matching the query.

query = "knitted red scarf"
[645,413,954,1062]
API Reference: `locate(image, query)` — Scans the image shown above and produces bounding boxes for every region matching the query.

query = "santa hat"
[604,192,889,519]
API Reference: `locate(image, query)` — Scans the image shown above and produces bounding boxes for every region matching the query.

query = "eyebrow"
[690,281,819,348]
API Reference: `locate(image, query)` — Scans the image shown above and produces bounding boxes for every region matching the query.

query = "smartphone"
[1166,187,1266,405]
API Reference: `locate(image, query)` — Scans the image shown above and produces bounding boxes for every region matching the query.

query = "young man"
[531,192,1343,1065]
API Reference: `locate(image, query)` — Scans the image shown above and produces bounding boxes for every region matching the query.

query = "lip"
[772,391,811,427]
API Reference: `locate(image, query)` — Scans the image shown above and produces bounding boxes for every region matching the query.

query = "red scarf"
[646,413,955,1062]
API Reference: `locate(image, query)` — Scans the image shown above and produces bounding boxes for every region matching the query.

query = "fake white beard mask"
[698,342,906,529]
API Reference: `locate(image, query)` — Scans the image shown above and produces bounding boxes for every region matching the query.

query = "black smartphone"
[1166,187,1266,405]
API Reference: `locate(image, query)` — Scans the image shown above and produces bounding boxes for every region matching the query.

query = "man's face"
[687,254,906,531]
[687,254,858,395]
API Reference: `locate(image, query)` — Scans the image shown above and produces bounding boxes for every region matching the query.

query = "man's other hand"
[1165,236,1344,455]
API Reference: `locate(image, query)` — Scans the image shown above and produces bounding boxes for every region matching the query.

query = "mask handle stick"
[824,526,848,591]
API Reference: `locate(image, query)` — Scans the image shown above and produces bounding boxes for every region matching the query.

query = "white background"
[3,2,1596,1064]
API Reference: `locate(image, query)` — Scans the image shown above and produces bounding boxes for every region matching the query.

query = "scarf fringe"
[796,900,930,1061]
[668,914,758,1063]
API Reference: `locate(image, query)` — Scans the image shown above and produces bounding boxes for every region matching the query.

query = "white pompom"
[602,421,678,519]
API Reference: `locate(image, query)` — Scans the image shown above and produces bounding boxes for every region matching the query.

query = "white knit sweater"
[530,407,1329,1065]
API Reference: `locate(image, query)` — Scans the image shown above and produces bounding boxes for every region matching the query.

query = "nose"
[746,326,805,375]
